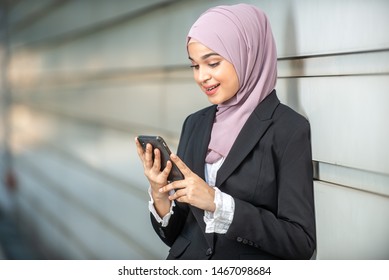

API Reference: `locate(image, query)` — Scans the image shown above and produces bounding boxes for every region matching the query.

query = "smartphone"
[137,135,184,182]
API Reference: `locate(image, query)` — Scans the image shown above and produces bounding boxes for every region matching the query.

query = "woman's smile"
[203,83,220,95]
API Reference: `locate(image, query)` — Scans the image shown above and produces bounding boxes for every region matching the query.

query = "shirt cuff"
[148,187,175,227]
[204,187,235,234]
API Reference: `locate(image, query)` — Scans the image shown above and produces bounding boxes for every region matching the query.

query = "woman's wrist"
[151,189,169,202]
[208,187,216,212]
[150,189,171,217]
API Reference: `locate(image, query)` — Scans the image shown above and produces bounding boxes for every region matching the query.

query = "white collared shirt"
[148,158,235,234]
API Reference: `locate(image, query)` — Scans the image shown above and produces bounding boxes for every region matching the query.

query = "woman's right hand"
[135,137,172,203]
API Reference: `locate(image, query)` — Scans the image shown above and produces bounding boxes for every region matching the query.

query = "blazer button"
[237,237,243,242]
[206,248,213,256]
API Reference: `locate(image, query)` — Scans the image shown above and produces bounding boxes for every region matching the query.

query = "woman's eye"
[190,64,199,70]
[209,62,220,68]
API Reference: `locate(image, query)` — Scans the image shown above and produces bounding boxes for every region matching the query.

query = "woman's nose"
[199,69,211,84]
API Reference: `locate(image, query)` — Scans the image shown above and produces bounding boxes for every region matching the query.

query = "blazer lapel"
[216,91,280,187]
[189,106,217,179]
[186,106,216,248]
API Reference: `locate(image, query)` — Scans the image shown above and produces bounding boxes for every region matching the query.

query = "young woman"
[135,3,316,259]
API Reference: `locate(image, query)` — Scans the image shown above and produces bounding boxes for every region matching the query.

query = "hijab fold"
[187,4,277,163]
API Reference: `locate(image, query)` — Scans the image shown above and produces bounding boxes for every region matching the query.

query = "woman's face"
[187,41,240,105]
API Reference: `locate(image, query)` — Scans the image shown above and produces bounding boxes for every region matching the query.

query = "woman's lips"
[204,84,220,95]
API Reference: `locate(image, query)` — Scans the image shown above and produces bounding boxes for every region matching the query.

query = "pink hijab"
[187,4,278,163]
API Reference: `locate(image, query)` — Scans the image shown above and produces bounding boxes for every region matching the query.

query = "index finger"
[134,137,145,158]
[135,138,152,162]
[170,153,192,177]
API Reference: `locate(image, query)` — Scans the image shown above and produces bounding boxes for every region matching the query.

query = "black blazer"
[151,90,316,259]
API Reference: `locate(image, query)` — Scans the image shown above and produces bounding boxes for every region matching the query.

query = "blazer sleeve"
[149,115,193,247]
[225,120,316,259]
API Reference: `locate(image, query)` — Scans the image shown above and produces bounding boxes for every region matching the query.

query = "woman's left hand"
[159,154,216,212]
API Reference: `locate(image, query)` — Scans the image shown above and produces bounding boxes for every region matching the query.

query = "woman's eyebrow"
[201,52,220,60]
[188,52,221,61]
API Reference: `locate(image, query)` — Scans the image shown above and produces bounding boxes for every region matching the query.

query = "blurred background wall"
[0,0,388,259]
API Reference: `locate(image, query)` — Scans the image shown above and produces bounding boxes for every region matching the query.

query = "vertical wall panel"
[314,181,389,259]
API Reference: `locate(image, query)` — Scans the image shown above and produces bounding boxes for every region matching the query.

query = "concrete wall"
[0,0,388,259]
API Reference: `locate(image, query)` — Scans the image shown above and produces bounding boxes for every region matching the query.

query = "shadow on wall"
[282,3,307,118]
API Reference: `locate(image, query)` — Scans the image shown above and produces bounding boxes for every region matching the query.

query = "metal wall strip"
[14,157,159,259]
